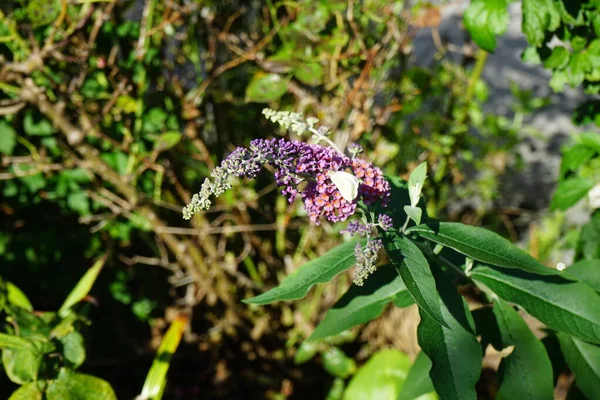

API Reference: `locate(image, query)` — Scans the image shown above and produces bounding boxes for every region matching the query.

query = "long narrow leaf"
[140,314,188,400]
[492,299,553,400]
[557,333,600,400]
[58,255,107,317]
[472,265,600,344]
[417,268,481,400]
[410,222,557,275]
[382,233,448,328]
[244,240,363,305]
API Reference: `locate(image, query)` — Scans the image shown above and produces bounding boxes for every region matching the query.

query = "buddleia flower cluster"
[183,109,394,285]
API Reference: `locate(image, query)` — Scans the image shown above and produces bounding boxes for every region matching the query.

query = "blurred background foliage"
[0,0,595,398]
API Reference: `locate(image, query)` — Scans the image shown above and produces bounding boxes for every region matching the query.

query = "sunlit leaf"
[471,265,600,344]
[410,222,557,275]
[58,255,107,317]
[244,240,364,305]
[343,349,411,400]
[140,314,188,400]
[245,72,288,103]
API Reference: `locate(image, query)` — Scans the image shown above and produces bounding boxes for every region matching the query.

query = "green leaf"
[579,211,600,260]
[343,349,412,400]
[581,132,600,153]
[23,112,54,137]
[408,162,427,207]
[417,268,482,400]
[564,260,600,293]
[557,333,600,400]
[471,265,600,344]
[60,331,86,368]
[404,206,423,226]
[492,299,554,400]
[567,52,593,87]
[293,62,325,86]
[0,121,17,155]
[8,382,44,400]
[550,177,594,211]
[323,347,356,379]
[522,0,560,47]
[409,222,556,275]
[397,351,437,400]
[140,314,188,400]
[543,46,569,69]
[154,131,181,151]
[243,239,363,305]
[2,346,43,384]
[381,233,448,328]
[560,144,594,176]
[59,255,107,317]
[67,191,90,216]
[308,265,413,341]
[463,0,509,52]
[294,340,319,364]
[245,72,288,103]
[46,369,117,400]
[549,69,568,92]
[0,333,34,350]
[6,282,33,311]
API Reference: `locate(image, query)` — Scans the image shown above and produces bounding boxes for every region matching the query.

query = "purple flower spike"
[184,137,390,225]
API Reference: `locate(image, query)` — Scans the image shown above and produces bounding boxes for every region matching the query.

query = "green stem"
[465,49,488,106]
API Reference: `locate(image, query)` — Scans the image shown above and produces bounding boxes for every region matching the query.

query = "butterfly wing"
[328,171,360,202]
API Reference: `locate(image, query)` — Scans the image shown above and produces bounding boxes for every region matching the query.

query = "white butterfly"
[328,170,360,202]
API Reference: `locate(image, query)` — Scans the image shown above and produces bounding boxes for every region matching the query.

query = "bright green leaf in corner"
[243,239,364,305]
[522,0,560,47]
[557,333,600,400]
[245,72,288,103]
[308,265,413,342]
[0,121,17,155]
[491,299,554,400]
[344,349,411,400]
[463,0,509,52]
